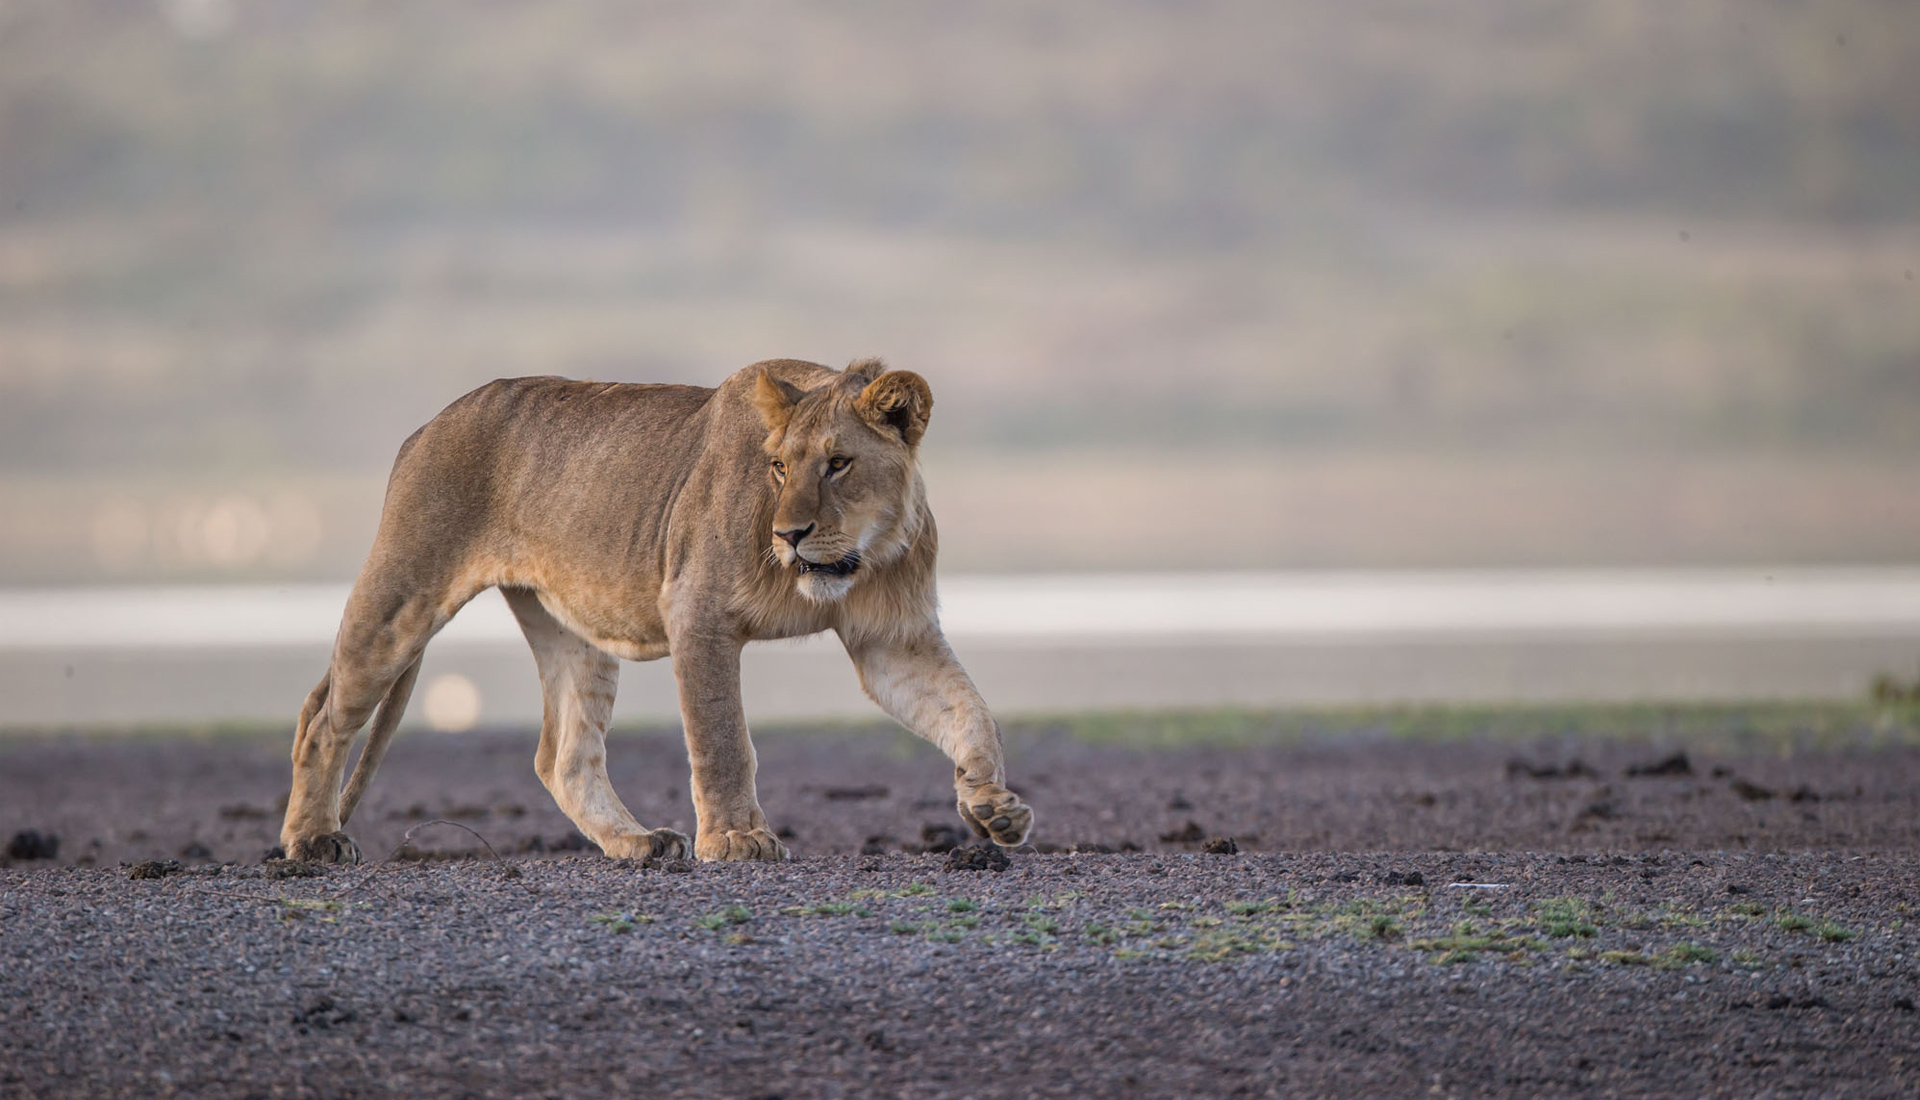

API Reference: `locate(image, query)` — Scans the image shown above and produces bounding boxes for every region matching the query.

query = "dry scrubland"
[2,1,1918,580]
[5,705,1920,1097]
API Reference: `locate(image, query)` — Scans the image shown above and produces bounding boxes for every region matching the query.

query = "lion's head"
[751,359,932,603]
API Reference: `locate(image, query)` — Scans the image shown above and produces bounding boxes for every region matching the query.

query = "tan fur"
[280,358,1033,864]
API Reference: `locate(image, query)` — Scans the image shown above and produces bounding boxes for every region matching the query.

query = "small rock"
[821,785,890,801]
[179,841,214,861]
[264,859,323,880]
[918,823,965,854]
[1166,793,1194,811]
[661,859,694,874]
[1505,759,1599,780]
[127,859,182,880]
[1625,752,1693,778]
[943,845,1011,872]
[1159,821,1206,844]
[7,830,59,861]
[1731,779,1776,802]
[860,835,892,856]
[1071,843,1116,855]
[1200,837,1239,855]
[261,845,286,862]
[1383,870,1425,886]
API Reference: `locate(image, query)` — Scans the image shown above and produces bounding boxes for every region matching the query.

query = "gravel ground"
[5,716,1920,1098]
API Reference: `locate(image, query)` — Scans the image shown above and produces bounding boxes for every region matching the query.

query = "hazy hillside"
[0,1,1915,579]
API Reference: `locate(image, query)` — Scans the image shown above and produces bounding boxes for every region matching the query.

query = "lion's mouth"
[796,553,861,577]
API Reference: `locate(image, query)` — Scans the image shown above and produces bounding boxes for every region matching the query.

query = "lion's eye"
[771,460,785,476]
[828,456,850,473]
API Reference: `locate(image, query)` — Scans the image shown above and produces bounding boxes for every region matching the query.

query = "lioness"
[280,358,1032,864]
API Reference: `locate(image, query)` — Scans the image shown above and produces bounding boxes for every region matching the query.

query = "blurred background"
[2,0,1918,727]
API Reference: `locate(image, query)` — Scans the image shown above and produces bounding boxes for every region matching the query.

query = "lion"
[280,357,1033,864]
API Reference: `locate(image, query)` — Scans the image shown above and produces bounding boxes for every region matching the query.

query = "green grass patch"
[587,910,652,933]
[802,902,870,918]
[1409,922,1543,963]
[1814,921,1856,943]
[1028,702,1920,753]
[1662,942,1718,967]
[1535,897,1599,938]
[694,905,753,930]
[1774,913,1816,934]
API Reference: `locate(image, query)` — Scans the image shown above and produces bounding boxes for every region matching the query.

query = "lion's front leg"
[671,629,791,862]
[843,629,1034,848]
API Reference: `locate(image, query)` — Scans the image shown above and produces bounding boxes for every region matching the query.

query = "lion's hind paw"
[284,831,361,865]
[602,828,691,862]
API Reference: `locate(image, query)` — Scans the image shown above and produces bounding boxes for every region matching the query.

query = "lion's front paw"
[284,831,361,865]
[601,828,691,862]
[958,788,1033,848]
[695,827,791,862]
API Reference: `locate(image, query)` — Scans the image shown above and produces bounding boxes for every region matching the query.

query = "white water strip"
[4,568,1920,651]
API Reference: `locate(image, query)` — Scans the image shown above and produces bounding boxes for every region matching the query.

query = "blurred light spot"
[163,500,208,565]
[90,502,149,572]
[422,674,481,732]
[264,494,324,568]
[201,495,271,568]
[159,0,233,39]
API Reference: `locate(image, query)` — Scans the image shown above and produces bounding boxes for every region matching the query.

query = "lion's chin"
[795,571,857,603]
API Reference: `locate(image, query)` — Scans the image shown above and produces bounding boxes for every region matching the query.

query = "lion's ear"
[855,370,933,448]
[752,372,805,431]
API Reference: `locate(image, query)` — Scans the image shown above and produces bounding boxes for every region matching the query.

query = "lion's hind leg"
[503,588,690,861]
[282,589,442,863]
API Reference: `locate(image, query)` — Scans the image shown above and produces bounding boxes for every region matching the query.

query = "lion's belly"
[530,587,672,662]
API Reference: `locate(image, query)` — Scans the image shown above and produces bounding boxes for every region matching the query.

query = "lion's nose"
[775,523,815,549]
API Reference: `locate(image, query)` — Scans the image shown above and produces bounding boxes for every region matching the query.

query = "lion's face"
[752,362,932,603]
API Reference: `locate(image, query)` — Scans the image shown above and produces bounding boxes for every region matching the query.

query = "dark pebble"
[1159,821,1206,844]
[1625,752,1693,778]
[919,823,964,853]
[127,859,182,880]
[7,830,59,861]
[943,845,1010,872]
[1200,837,1239,855]
[821,785,890,801]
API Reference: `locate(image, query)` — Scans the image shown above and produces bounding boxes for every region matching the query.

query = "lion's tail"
[338,657,423,826]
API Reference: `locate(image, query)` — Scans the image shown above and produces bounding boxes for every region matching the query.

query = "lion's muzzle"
[796,553,861,577]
